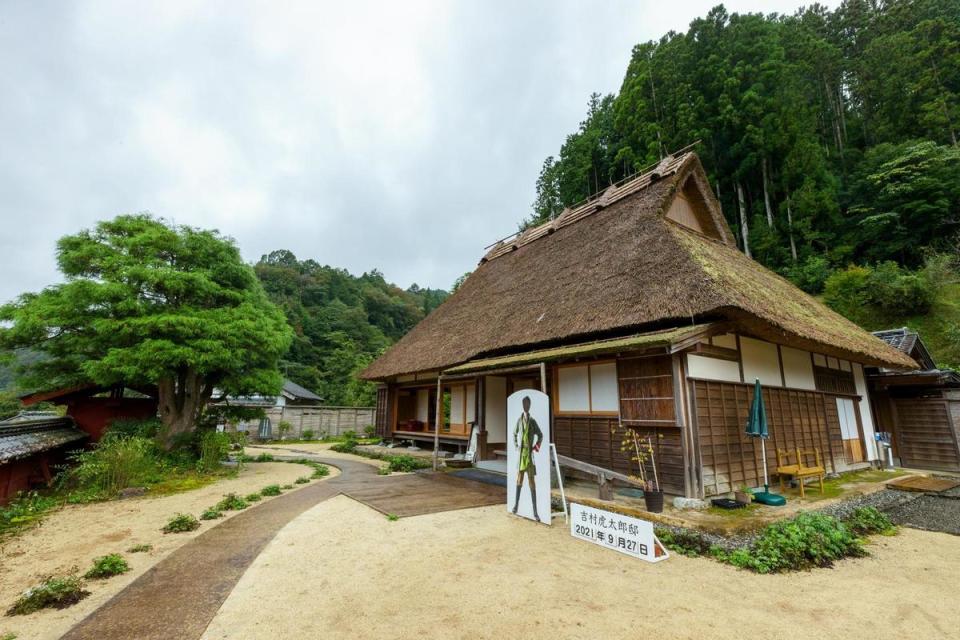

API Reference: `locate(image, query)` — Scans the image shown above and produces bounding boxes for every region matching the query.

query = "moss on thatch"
[444,325,709,374]
[362,152,915,380]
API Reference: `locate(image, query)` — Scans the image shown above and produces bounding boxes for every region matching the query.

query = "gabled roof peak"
[482,152,692,263]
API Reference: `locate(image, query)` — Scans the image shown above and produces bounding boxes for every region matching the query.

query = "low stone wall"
[231,406,375,440]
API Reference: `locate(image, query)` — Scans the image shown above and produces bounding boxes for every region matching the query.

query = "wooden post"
[598,473,613,501]
[433,376,443,471]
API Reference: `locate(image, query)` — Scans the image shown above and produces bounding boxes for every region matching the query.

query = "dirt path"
[203,496,960,640]
[58,455,377,640]
[0,461,315,640]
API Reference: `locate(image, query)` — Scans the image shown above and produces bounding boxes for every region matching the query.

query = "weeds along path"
[60,455,379,640]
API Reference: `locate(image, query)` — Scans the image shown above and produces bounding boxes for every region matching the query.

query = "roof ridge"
[480,152,691,264]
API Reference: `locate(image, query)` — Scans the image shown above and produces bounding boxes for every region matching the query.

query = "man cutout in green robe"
[512,395,544,522]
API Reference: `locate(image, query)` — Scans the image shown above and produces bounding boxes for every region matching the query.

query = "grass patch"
[84,554,130,579]
[214,493,249,511]
[6,574,89,615]
[654,528,715,558]
[2,632,17,640]
[294,476,310,484]
[386,514,399,521]
[244,492,262,502]
[162,513,200,534]
[386,454,429,473]
[281,484,293,490]
[0,491,60,539]
[254,453,275,462]
[260,484,282,496]
[127,544,152,553]
[200,508,224,520]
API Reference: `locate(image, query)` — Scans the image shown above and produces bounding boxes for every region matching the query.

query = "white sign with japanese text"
[570,503,669,563]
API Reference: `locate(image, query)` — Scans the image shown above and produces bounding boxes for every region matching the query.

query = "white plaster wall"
[466,385,476,423]
[712,333,737,349]
[558,365,590,411]
[687,353,741,382]
[781,346,816,390]
[853,362,879,460]
[416,389,430,422]
[484,376,507,443]
[589,362,619,411]
[450,386,465,424]
[740,336,782,386]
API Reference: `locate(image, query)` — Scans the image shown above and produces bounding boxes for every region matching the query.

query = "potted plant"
[735,485,754,505]
[619,429,664,513]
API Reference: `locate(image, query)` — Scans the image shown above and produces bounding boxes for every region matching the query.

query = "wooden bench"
[776,448,825,498]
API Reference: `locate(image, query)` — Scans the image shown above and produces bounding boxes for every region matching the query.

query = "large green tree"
[0,214,293,448]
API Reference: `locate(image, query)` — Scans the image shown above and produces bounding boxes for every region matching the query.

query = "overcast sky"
[0,0,830,304]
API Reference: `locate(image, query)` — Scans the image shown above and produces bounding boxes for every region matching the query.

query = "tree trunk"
[737,181,751,258]
[786,196,798,262]
[157,367,211,450]
[762,157,774,227]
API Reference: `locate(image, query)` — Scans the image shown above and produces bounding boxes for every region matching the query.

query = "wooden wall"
[692,380,848,496]
[552,415,685,495]
[374,386,390,437]
[893,397,960,471]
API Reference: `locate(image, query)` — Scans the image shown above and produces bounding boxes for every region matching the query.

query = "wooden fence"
[232,405,376,440]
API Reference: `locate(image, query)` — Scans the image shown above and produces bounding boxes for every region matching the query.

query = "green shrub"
[106,417,162,439]
[654,528,715,558]
[281,484,293,490]
[65,435,160,499]
[301,429,315,440]
[214,493,249,511]
[127,543,152,553]
[1,491,60,537]
[330,438,357,454]
[844,506,895,536]
[387,455,430,473]
[294,476,310,484]
[717,512,865,573]
[244,492,262,502]
[196,431,231,475]
[824,262,938,325]
[84,554,130,579]
[6,574,89,615]
[254,453,275,462]
[200,508,224,520]
[364,425,376,438]
[386,514,399,521]
[277,420,292,440]
[162,513,200,533]
[310,464,330,478]
[261,484,282,496]
[1,631,17,640]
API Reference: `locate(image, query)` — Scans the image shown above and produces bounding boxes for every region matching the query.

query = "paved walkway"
[61,455,377,640]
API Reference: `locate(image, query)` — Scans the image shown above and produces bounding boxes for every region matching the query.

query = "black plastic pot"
[644,489,664,513]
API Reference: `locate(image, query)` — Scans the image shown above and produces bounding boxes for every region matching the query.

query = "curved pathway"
[61,454,378,640]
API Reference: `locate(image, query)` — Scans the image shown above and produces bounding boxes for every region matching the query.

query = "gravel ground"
[885,495,960,535]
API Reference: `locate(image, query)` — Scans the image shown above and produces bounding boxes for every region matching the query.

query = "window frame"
[552,360,620,417]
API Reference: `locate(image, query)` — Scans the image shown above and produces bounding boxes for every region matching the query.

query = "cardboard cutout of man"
[512,395,544,522]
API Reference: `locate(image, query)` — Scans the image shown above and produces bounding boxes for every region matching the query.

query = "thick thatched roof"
[363,152,915,380]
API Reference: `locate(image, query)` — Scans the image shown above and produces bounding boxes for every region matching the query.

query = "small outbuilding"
[0,414,87,504]
[19,384,159,441]
[868,328,960,472]
[362,151,915,498]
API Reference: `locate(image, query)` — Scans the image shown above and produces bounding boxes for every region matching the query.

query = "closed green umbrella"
[745,379,785,506]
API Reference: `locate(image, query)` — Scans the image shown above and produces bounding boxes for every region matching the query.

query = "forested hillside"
[526,0,960,363]
[255,250,447,406]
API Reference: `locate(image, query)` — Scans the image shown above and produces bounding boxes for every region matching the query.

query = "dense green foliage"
[254,250,447,406]
[84,554,130,579]
[0,492,60,538]
[717,511,874,573]
[526,0,960,297]
[0,214,292,448]
[6,574,88,615]
[162,513,200,533]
